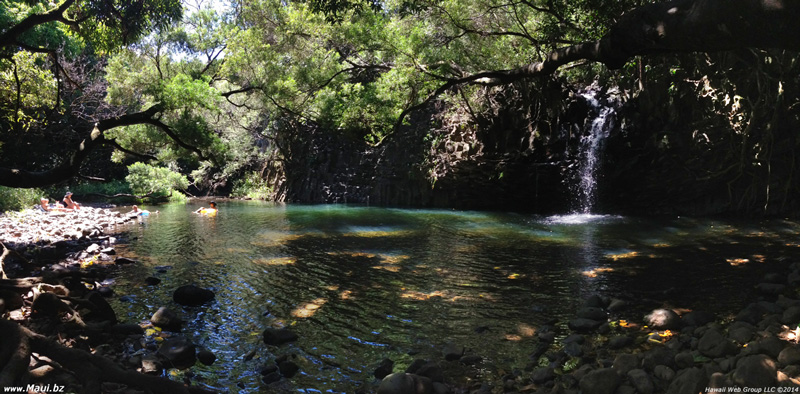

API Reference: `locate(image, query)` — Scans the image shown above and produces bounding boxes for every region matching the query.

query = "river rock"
[416,362,445,383]
[110,323,145,336]
[145,276,161,286]
[584,295,608,308]
[681,310,714,327]
[157,337,196,369]
[568,318,603,333]
[262,371,281,384]
[749,336,785,358]
[197,348,216,365]
[645,308,681,330]
[666,367,707,394]
[698,329,735,358]
[727,321,755,344]
[756,283,786,296]
[115,257,139,265]
[406,359,427,374]
[782,306,800,324]
[141,354,163,374]
[377,373,433,394]
[627,369,654,394]
[612,354,640,375]
[733,354,777,387]
[608,335,633,349]
[150,307,183,331]
[607,298,628,312]
[262,327,298,346]
[674,352,694,369]
[778,346,800,365]
[172,284,215,306]
[532,367,555,383]
[374,358,394,379]
[736,304,764,324]
[278,359,300,378]
[579,368,621,394]
[577,306,607,321]
[642,347,676,371]
[653,365,676,382]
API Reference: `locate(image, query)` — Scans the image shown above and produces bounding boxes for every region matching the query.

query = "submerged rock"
[157,337,197,369]
[151,307,183,331]
[172,284,215,306]
[262,327,298,346]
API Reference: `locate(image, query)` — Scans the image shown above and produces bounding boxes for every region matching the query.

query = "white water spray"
[573,89,617,214]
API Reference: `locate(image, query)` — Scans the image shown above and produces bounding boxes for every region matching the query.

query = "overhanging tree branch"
[387,0,800,143]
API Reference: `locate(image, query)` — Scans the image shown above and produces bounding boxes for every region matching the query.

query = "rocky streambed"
[372,270,800,394]
[4,206,800,394]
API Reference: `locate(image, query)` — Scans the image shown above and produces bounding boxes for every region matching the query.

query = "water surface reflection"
[111,202,798,392]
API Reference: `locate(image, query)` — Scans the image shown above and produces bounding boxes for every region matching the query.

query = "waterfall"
[572,88,618,214]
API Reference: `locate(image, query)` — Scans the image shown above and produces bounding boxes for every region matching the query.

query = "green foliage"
[125,162,189,200]
[69,180,132,196]
[231,171,273,200]
[0,186,42,212]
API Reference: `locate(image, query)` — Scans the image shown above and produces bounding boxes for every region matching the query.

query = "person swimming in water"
[194,201,218,215]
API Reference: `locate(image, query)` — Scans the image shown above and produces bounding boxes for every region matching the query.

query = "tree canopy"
[1,0,798,196]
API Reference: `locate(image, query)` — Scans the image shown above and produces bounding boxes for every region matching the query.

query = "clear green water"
[109,201,800,392]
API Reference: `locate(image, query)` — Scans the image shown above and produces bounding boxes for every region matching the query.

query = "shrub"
[231,171,273,200]
[125,163,190,201]
[0,186,43,212]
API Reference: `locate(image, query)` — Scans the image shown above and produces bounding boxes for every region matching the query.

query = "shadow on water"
[110,202,800,392]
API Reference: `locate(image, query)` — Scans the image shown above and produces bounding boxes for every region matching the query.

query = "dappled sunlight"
[726,258,749,266]
[399,289,494,303]
[252,257,296,266]
[582,267,615,278]
[291,298,328,318]
[606,251,640,260]
[340,227,414,238]
[251,231,304,247]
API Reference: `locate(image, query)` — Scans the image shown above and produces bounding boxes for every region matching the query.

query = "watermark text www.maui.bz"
[3,384,65,393]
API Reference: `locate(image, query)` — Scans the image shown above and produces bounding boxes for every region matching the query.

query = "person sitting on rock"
[37,198,66,212]
[36,198,50,212]
[63,192,81,210]
[194,201,218,216]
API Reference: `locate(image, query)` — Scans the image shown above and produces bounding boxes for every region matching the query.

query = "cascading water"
[571,87,618,214]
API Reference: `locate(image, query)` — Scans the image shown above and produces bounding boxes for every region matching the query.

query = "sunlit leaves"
[125,162,189,197]
[0,51,57,128]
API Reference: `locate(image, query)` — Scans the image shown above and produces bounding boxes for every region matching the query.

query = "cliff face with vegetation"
[271,49,800,217]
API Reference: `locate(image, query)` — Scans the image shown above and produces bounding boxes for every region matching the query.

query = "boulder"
[577,307,608,321]
[157,337,196,369]
[612,354,640,376]
[608,335,633,349]
[377,373,433,394]
[262,327,299,346]
[681,310,714,327]
[645,309,682,330]
[568,318,603,333]
[374,358,394,379]
[698,329,735,358]
[150,307,183,331]
[778,347,800,366]
[733,354,777,388]
[172,285,215,306]
[278,359,300,378]
[579,368,621,394]
[415,362,445,383]
[666,368,708,394]
[627,369,654,394]
[197,348,216,365]
[532,367,556,384]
